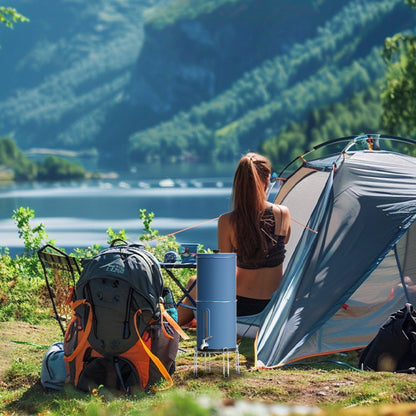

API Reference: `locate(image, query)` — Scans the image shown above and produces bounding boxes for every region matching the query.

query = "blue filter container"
[196,253,237,351]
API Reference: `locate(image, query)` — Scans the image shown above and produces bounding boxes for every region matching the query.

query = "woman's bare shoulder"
[218,211,233,223]
[270,203,291,238]
[271,203,290,217]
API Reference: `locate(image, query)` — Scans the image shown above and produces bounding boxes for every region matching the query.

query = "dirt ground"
[0,322,55,378]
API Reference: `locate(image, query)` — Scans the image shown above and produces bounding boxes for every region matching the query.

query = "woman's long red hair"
[230,152,271,263]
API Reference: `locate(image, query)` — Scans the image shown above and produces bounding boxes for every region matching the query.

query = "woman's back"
[218,203,290,300]
[237,205,286,270]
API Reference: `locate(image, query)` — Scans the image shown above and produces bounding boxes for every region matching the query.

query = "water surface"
[0,176,233,254]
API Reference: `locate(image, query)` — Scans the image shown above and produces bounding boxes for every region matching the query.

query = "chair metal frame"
[37,244,82,336]
[159,262,197,309]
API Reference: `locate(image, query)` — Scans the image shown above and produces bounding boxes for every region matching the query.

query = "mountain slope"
[126,0,416,166]
[0,0,415,171]
[0,0,165,150]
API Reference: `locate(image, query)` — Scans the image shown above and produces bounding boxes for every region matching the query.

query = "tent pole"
[394,245,411,303]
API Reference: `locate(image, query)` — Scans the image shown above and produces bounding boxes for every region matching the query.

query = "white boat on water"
[159,178,175,188]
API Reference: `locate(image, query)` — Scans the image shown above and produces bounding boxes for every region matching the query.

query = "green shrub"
[37,155,85,180]
[1,206,206,324]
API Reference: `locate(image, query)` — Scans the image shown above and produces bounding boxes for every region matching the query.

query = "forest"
[128,0,415,170]
[0,0,416,174]
[260,82,384,171]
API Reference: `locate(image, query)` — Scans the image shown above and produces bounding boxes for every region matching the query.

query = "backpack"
[41,342,68,390]
[63,242,185,394]
[359,303,416,373]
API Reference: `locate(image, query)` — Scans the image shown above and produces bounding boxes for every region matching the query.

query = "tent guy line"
[167,216,318,238]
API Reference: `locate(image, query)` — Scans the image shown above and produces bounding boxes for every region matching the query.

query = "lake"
[0,175,234,255]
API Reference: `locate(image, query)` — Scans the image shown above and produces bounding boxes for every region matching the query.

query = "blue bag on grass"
[40,341,68,390]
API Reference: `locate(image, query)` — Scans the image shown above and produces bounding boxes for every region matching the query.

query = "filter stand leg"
[194,346,239,377]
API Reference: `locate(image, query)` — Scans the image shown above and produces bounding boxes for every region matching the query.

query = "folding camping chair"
[37,244,82,337]
[159,262,197,310]
[38,245,197,333]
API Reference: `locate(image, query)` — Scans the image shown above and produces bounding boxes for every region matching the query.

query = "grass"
[2,321,416,415]
[2,218,416,415]
[3,211,416,415]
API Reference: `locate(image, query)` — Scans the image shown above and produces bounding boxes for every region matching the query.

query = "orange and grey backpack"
[63,242,186,394]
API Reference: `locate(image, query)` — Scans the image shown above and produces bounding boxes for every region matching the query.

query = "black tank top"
[237,205,286,269]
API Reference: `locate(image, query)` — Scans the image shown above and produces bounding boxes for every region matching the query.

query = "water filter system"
[194,252,239,376]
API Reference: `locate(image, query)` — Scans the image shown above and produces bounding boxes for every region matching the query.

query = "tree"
[381,0,416,137]
[0,137,38,180]
[38,155,85,181]
[0,7,28,28]
[0,6,29,49]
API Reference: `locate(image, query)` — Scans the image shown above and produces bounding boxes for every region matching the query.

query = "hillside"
[126,0,416,168]
[0,0,167,151]
[0,0,415,171]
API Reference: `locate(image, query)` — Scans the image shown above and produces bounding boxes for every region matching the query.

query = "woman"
[177,152,290,325]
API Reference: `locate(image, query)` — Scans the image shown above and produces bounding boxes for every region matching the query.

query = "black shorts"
[236,295,270,316]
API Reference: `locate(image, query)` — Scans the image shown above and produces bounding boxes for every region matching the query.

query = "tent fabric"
[238,148,416,368]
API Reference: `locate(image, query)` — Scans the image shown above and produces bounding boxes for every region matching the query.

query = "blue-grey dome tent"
[238,134,416,368]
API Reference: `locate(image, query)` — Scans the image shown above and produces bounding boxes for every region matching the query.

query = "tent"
[238,134,416,368]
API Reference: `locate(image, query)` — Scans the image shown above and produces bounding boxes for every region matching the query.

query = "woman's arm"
[282,205,291,244]
[217,213,234,253]
[273,204,291,244]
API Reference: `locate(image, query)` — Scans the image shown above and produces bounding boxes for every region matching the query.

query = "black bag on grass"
[63,242,181,394]
[359,303,416,373]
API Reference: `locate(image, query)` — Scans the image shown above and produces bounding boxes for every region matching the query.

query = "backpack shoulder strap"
[160,303,189,340]
[64,299,93,362]
[133,309,173,391]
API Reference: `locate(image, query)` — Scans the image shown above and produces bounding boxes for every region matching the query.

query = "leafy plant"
[0,249,49,323]
[12,207,52,256]
[106,227,128,245]
[72,244,102,259]
[0,206,200,324]
[139,208,159,240]
[0,208,52,322]
[406,0,416,9]
[0,7,28,29]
